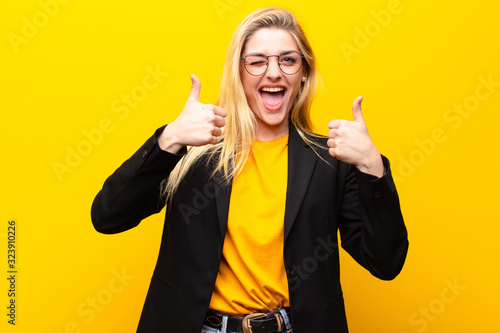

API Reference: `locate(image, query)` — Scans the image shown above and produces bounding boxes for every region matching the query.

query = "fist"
[327,96,383,177]
[159,75,227,153]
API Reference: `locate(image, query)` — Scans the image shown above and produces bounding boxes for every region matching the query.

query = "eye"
[280,54,300,66]
[250,60,267,66]
[244,55,267,67]
[281,56,297,65]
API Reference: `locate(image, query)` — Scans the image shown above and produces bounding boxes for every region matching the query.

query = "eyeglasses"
[240,50,304,76]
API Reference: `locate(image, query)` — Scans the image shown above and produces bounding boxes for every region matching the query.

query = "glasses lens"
[279,51,302,75]
[244,55,268,76]
[243,51,303,76]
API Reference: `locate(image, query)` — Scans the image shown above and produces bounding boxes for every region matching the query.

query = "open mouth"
[259,87,286,111]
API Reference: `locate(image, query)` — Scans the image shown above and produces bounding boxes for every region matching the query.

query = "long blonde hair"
[162,7,319,199]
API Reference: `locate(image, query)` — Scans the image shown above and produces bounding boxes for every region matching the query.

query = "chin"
[262,113,288,126]
[254,107,289,130]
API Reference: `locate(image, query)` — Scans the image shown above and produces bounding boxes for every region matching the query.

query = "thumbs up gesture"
[158,75,227,154]
[327,97,384,177]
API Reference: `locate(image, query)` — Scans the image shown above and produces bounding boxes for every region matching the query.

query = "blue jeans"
[200,308,293,333]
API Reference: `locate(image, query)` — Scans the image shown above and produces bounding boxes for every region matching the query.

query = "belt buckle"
[242,313,267,333]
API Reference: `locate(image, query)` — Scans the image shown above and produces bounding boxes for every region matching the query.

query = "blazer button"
[290,269,298,282]
[142,149,148,159]
[373,191,382,199]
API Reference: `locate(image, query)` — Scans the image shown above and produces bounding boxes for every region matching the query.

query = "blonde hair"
[162,7,319,199]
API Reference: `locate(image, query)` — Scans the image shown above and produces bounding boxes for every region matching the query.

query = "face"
[241,28,304,140]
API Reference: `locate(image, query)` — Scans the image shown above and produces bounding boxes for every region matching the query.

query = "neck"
[254,121,289,141]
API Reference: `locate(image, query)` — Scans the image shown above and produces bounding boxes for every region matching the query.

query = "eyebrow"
[244,50,298,56]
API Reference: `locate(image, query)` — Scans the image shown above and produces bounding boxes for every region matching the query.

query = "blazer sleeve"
[339,155,409,280]
[91,126,186,234]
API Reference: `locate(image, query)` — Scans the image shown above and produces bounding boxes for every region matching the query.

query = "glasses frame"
[240,50,305,76]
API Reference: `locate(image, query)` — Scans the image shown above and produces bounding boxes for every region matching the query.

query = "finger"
[327,128,338,139]
[327,119,346,130]
[327,138,335,148]
[213,115,226,128]
[188,74,201,102]
[213,126,222,137]
[328,147,338,158]
[212,105,227,118]
[352,96,364,122]
[209,135,219,145]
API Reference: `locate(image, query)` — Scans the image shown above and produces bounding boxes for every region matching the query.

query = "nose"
[265,56,282,79]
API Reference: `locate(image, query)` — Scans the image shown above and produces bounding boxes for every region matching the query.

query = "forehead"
[243,28,299,55]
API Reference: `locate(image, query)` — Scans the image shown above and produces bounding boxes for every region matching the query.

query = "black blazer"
[91,124,408,332]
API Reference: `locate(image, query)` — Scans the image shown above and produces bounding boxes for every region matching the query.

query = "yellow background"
[1,0,499,332]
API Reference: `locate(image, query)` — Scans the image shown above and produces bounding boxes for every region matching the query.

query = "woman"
[91,7,408,333]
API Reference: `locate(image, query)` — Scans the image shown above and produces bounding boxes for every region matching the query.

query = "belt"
[203,308,290,333]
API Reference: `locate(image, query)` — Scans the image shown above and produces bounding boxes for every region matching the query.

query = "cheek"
[241,77,259,102]
[241,81,252,102]
[240,64,255,86]
[288,80,303,102]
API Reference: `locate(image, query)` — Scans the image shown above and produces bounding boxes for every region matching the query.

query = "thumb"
[188,74,201,102]
[352,96,364,122]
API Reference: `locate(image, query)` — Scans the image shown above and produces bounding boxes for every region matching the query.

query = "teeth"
[261,87,285,92]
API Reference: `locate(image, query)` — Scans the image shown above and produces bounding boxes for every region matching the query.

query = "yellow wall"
[1,0,499,332]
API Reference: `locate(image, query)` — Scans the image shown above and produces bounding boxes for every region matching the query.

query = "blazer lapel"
[212,159,233,241]
[284,126,318,242]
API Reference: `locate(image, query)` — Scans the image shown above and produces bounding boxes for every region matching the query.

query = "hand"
[327,96,384,177]
[158,75,227,153]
